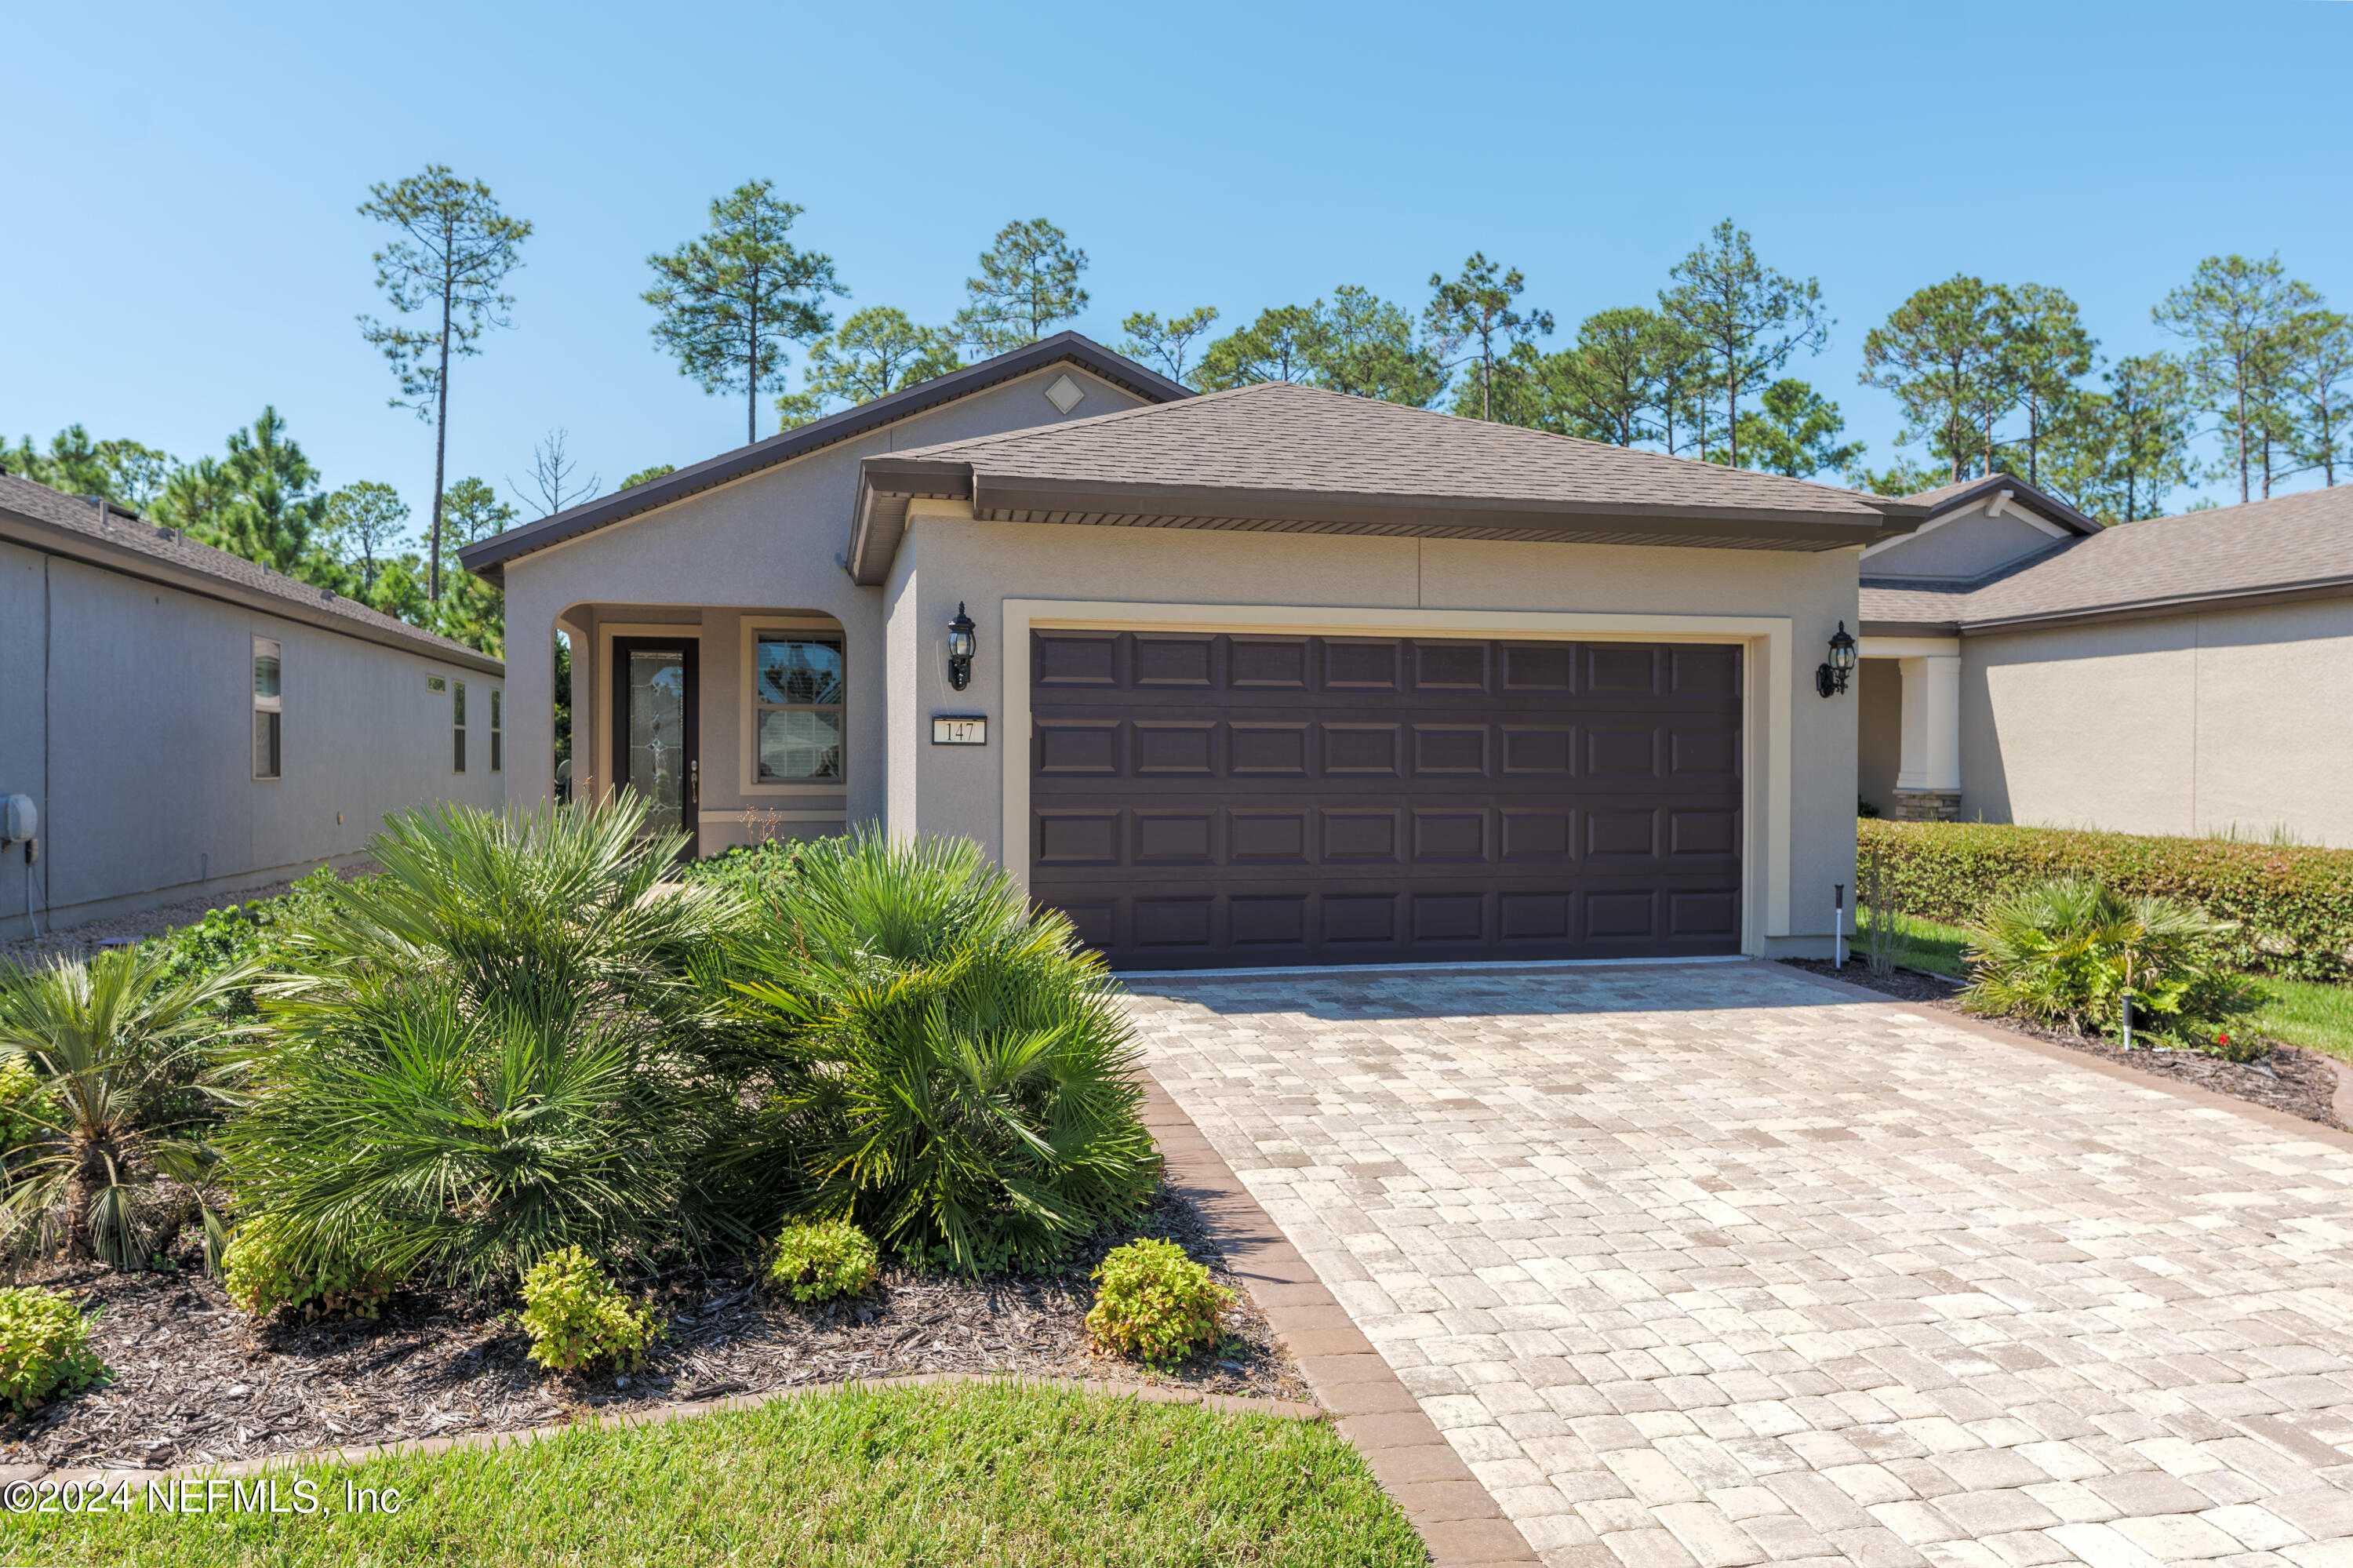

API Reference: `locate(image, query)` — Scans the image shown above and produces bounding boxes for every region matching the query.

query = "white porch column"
[1895,653,1962,808]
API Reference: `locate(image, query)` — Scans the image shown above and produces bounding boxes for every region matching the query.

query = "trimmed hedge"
[1859,820,2353,980]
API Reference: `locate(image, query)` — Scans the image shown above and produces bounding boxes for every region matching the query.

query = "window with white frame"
[252,638,282,780]
[490,689,503,772]
[453,681,467,773]
[755,632,843,782]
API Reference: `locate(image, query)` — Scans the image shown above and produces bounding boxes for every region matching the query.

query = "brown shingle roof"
[1861,484,2353,631]
[848,382,1923,581]
[900,380,1909,518]
[0,471,500,671]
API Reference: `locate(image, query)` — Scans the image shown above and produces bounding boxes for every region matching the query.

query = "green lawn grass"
[1855,908,2353,1064]
[4,1381,1423,1568]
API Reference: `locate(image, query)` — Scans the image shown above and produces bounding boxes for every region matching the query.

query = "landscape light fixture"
[946,602,977,691]
[1816,622,1857,698]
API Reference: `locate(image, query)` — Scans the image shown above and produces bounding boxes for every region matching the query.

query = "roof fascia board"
[0,508,504,675]
[1958,575,2353,635]
[462,337,1188,584]
[1911,474,2100,537]
[972,476,1914,540]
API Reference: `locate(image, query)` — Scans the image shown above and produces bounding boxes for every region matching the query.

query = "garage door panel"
[1322,810,1401,863]
[1322,724,1402,775]
[1231,723,1310,773]
[1031,632,1741,969]
[1230,638,1309,688]
[1135,635,1215,686]
[1231,810,1310,862]
[1322,638,1402,690]
[1037,632,1119,686]
[1413,641,1490,692]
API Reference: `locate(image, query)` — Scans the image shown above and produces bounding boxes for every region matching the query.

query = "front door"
[612,636,699,855]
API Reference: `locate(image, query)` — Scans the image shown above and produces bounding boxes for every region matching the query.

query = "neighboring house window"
[490,689,503,773]
[755,633,843,781]
[253,638,282,780]
[453,681,467,773]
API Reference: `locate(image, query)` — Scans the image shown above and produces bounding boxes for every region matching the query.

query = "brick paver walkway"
[1128,962,2353,1568]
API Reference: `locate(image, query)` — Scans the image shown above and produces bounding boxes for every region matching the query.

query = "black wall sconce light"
[1815,621,1857,698]
[947,602,978,691]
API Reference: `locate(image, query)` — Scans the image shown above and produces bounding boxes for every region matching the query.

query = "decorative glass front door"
[611,637,699,853]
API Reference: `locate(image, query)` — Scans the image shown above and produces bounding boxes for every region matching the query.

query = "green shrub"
[520,1246,660,1373]
[222,1211,391,1320]
[144,867,358,1023]
[680,840,806,900]
[0,946,259,1265]
[214,797,756,1290]
[0,1057,49,1165]
[1960,877,2257,1055]
[765,1218,880,1303]
[1084,1240,1230,1370]
[725,829,1158,1275]
[0,1286,108,1411]
[1860,819,2353,980]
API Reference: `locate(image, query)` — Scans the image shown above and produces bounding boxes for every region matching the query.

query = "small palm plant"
[1960,877,2253,1050]
[726,829,1156,1274]
[216,796,753,1290]
[0,946,257,1267]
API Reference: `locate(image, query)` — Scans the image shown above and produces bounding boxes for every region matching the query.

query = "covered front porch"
[1857,634,1963,821]
[555,602,858,857]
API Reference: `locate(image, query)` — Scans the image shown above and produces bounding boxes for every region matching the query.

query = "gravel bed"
[0,860,378,968]
[1784,957,2345,1127]
[0,1184,1304,1477]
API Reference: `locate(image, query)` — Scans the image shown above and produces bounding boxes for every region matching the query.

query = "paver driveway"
[1128,962,2353,1568]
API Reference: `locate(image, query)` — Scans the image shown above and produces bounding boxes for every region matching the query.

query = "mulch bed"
[0,1184,1304,1477]
[1782,958,2346,1129]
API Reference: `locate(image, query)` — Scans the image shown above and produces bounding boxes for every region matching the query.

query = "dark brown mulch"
[0,1184,1304,1476]
[1782,958,2346,1129]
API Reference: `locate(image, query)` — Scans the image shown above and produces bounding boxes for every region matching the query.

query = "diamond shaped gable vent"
[1043,373,1086,414]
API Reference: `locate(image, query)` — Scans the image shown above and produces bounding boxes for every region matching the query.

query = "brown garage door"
[1028,631,1743,970]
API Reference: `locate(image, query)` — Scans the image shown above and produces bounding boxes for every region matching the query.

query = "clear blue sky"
[6,0,2349,529]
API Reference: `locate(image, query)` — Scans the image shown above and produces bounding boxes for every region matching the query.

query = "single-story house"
[1859,475,2353,846]
[0,471,505,940]
[462,333,1928,970]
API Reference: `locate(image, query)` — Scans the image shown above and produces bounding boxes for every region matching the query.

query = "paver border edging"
[1140,1075,1544,1568]
[1766,959,2353,1147]
[26,1372,1318,1488]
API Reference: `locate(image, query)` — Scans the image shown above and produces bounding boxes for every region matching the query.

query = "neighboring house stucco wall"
[495,365,1150,848]
[1959,595,2353,844]
[1857,658,1902,814]
[0,540,504,938]
[884,514,1862,955]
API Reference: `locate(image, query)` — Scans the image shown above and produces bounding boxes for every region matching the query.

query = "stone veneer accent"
[1891,789,1962,822]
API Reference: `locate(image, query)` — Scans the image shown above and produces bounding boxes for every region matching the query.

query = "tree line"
[9,169,2345,665]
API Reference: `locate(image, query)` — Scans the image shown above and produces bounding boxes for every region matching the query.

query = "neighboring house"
[1859,476,2353,846]
[0,471,504,940]
[464,333,1925,970]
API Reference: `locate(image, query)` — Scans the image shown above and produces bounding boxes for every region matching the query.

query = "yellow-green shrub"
[222,1212,391,1321]
[1085,1239,1231,1370]
[519,1246,660,1373]
[765,1219,879,1304]
[0,1286,107,1412]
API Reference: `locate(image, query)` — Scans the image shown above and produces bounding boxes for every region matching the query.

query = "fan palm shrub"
[1960,876,2255,1053]
[724,830,1155,1275]
[0,946,257,1267]
[215,796,756,1291]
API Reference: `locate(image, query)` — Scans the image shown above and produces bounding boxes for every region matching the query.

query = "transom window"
[755,633,842,782]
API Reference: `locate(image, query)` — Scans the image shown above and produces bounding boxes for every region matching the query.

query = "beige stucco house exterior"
[464,335,1929,970]
[0,471,504,940]
[1859,475,2353,846]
